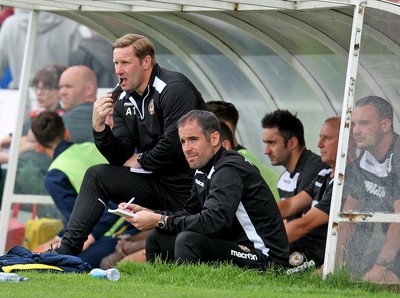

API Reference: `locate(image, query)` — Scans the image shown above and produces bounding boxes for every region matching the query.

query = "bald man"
[59,65,98,143]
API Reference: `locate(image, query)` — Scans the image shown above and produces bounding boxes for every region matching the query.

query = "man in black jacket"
[122,110,289,270]
[55,34,206,256]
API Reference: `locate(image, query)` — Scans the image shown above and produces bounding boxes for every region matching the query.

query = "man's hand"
[117,202,151,213]
[118,202,162,231]
[83,234,96,251]
[123,153,141,168]
[93,93,114,132]
[126,210,162,231]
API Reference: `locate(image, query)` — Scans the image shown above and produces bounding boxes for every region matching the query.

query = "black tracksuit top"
[94,64,207,195]
[167,148,290,266]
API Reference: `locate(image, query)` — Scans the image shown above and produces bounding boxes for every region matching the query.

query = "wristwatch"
[137,153,143,165]
[157,214,166,230]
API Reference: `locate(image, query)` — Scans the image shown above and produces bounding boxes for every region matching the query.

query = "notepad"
[108,208,135,218]
[130,167,152,174]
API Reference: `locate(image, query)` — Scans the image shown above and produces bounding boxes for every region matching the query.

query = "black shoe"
[43,244,59,255]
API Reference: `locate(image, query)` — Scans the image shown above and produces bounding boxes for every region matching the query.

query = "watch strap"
[158,214,166,230]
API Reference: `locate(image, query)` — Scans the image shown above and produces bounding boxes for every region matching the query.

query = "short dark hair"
[261,109,305,147]
[31,111,65,148]
[219,121,234,146]
[177,110,220,141]
[355,96,393,130]
[206,101,239,128]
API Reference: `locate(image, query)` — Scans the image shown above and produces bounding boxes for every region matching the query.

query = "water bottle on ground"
[90,268,120,281]
[0,272,29,282]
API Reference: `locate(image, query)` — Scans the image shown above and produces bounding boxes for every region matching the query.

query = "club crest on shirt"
[148,99,155,115]
[238,245,250,253]
[289,251,304,266]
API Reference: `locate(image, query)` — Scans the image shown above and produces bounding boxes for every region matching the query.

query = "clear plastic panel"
[338,7,400,283]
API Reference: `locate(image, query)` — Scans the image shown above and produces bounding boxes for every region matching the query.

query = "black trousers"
[58,164,188,255]
[146,230,271,270]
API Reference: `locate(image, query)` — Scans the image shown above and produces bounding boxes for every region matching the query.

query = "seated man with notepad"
[121,110,289,269]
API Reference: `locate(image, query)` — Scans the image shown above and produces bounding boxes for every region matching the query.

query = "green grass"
[1,261,399,298]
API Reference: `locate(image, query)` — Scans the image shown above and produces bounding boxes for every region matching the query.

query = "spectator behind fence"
[122,110,289,269]
[207,100,280,200]
[0,8,81,89]
[59,65,98,143]
[30,111,139,267]
[1,64,67,197]
[69,30,117,88]
[340,96,400,283]
[261,110,327,221]
[279,117,340,272]
[1,64,66,151]
[53,33,206,257]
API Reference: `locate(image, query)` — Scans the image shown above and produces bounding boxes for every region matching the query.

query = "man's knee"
[176,231,200,246]
[175,231,203,263]
[85,164,109,178]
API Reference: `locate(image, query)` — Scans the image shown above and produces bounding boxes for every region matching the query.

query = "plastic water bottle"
[0,272,29,282]
[90,268,120,281]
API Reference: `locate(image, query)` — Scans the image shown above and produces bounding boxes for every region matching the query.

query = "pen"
[123,197,135,209]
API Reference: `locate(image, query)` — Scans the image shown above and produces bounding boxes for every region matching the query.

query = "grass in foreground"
[1,261,399,298]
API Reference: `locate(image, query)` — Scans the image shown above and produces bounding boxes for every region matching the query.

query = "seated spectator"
[1,64,66,152]
[1,64,67,197]
[123,110,289,269]
[207,100,280,200]
[58,65,97,143]
[30,111,139,267]
[69,30,117,88]
[21,64,67,152]
[279,117,340,272]
[24,65,66,128]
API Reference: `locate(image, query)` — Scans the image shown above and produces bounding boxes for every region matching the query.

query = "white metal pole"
[323,0,366,278]
[0,10,39,254]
